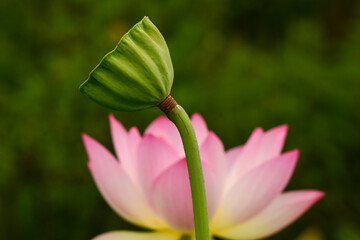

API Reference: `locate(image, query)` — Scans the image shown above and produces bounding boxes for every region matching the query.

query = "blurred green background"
[1,0,359,239]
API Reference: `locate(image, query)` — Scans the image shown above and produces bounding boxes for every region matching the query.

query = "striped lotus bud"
[80,17,173,112]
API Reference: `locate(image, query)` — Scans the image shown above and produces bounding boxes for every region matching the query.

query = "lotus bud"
[80,16,173,112]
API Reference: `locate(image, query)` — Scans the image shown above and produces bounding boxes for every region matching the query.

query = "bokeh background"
[1,0,359,239]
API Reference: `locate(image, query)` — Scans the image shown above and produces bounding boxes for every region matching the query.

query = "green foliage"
[0,0,359,239]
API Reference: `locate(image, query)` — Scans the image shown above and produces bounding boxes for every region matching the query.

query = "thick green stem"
[159,96,210,240]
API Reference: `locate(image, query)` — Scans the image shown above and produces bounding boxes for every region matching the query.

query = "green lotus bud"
[80,16,173,111]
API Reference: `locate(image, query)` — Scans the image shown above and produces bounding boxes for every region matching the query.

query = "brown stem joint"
[158,95,178,114]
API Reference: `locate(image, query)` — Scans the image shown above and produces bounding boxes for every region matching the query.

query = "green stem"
[162,100,210,240]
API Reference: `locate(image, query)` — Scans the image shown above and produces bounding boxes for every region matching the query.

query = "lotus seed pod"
[80,16,174,112]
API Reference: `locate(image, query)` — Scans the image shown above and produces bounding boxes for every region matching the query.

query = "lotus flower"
[82,114,324,240]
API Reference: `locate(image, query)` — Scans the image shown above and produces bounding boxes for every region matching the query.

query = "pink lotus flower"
[82,114,324,240]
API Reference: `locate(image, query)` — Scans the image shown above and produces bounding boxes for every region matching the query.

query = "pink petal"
[225,145,243,172]
[93,231,181,240]
[144,116,184,157]
[211,150,298,230]
[150,159,219,231]
[226,128,264,188]
[127,126,142,179]
[228,125,288,184]
[256,124,288,164]
[214,190,324,239]
[200,131,226,180]
[190,113,209,147]
[82,134,162,229]
[137,135,180,194]
[109,114,141,180]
